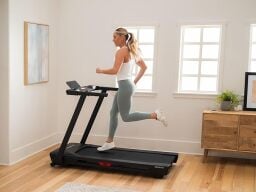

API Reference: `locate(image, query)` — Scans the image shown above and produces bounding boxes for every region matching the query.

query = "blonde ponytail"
[115,28,140,59]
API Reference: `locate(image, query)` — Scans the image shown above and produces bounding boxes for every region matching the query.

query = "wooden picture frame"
[24,22,49,85]
[243,72,256,111]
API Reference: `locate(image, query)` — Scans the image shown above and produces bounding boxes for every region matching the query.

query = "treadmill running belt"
[75,146,176,165]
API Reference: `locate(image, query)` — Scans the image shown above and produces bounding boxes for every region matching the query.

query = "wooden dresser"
[201,110,256,161]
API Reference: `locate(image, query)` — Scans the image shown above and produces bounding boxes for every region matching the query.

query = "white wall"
[8,0,59,163]
[0,0,10,164]
[57,0,256,154]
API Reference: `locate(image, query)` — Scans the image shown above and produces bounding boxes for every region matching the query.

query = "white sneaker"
[155,110,168,127]
[97,142,115,151]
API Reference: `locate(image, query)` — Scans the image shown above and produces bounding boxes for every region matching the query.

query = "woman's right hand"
[96,68,102,73]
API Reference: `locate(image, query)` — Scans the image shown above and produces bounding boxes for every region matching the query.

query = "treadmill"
[50,82,178,178]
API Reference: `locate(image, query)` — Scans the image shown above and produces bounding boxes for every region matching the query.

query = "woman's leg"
[108,93,119,141]
[117,80,152,122]
[98,80,167,151]
[97,93,119,151]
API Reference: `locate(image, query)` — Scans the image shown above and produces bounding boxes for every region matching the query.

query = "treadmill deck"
[66,143,178,166]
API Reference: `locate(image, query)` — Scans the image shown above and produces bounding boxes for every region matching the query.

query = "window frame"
[177,24,224,95]
[122,25,158,93]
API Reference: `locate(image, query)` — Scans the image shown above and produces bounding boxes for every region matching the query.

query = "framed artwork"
[24,22,49,85]
[243,72,256,111]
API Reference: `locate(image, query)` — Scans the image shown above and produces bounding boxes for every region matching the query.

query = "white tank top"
[117,60,135,81]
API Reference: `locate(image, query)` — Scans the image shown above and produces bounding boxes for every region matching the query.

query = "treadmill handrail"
[66,89,108,97]
[66,85,118,96]
[95,86,118,92]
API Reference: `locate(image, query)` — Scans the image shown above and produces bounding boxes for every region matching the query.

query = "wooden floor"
[0,146,256,192]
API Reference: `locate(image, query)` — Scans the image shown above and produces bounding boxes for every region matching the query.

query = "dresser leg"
[203,149,208,163]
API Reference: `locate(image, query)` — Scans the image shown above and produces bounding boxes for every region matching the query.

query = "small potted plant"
[216,90,240,111]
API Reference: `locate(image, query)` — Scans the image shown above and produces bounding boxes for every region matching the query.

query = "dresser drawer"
[202,114,238,150]
[239,129,256,152]
[238,115,256,152]
[202,134,238,150]
[203,113,239,125]
[240,115,256,126]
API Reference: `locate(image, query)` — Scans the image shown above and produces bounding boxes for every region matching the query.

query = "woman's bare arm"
[96,48,126,75]
[133,58,147,84]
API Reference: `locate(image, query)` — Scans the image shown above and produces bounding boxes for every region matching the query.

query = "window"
[178,25,222,94]
[125,26,156,92]
[249,24,256,71]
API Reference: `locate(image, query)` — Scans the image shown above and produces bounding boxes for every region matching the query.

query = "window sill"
[134,91,157,97]
[173,92,217,99]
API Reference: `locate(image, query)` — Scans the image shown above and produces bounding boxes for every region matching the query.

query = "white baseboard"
[9,133,60,165]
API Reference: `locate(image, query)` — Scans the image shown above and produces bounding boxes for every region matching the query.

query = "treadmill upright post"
[80,91,107,144]
[56,94,87,164]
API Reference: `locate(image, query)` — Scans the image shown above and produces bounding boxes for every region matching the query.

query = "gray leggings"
[109,79,151,138]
